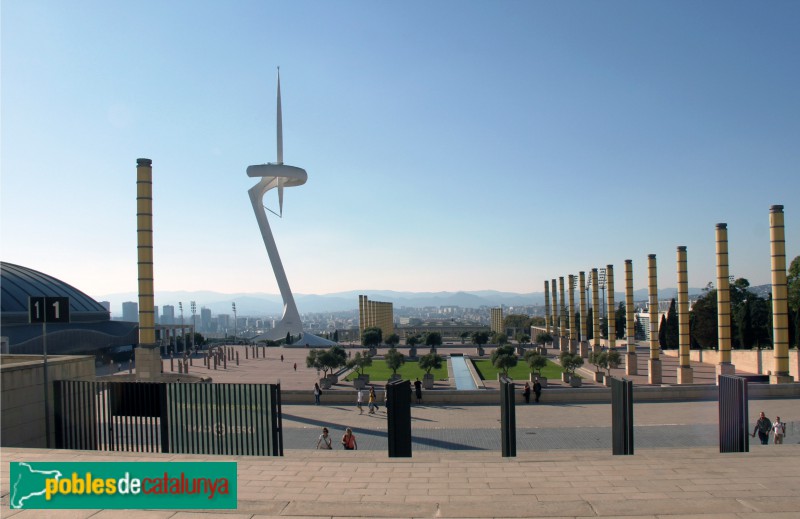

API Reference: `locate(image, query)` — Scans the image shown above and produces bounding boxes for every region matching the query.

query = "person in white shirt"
[316,427,332,449]
[771,417,786,445]
[356,388,365,414]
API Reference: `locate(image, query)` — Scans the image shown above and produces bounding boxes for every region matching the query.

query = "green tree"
[491,345,517,376]
[504,314,532,332]
[384,347,405,375]
[559,351,584,376]
[361,329,382,349]
[588,350,607,373]
[690,288,718,349]
[472,331,490,347]
[605,349,621,376]
[459,331,471,344]
[530,316,546,326]
[788,256,800,347]
[586,307,594,340]
[407,334,421,348]
[385,333,400,348]
[666,299,679,349]
[658,314,667,348]
[346,351,372,377]
[424,331,442,352]
[615,302,626,339]
[493,332,508,346]
[535,332,553,347]
[524,349,547,376]
[333,330,339,343]
[735,299,755,349]
[515,333,530,345]
[418,352,443,374]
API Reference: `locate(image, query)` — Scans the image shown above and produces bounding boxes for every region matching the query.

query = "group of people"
[752,411,786,445]
[521,379,543,403]
[315,427,357,450]
[356,385,385,414]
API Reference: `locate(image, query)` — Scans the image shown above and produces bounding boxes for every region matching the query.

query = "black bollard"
[500,377,516,457]
[236,351,239,366]
[719,375,749,453]
[611,377,634,455]
[387,379,412,457]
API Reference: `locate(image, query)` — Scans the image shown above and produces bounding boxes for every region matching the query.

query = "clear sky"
[2,0,799,301]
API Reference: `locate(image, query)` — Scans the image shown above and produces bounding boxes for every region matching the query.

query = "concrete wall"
[663,349,800,380]
[1,354,95,448]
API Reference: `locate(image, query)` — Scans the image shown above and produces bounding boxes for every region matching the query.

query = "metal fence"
[53,380,282,456]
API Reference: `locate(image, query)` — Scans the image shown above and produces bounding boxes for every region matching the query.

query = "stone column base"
[569,340,578,354]
[770,373,795,384]
[648,359,662,385]
[715,362,735,384]
[625,352,638,375]
[135,346,163,380]
[579,341,589,358]
[553,336,561,350]
[676,366,694,385]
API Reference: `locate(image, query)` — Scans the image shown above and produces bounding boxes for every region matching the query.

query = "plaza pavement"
[2,399,799,518]
[5,347,798,517]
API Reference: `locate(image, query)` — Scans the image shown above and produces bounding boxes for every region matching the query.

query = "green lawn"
[344,360,448,382]
[472,359,563,381]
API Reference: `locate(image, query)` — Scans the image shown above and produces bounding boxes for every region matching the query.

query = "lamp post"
[232,302,237,345]
[179,302,184,354]
[598,268,607,319]
[190,301,196,353]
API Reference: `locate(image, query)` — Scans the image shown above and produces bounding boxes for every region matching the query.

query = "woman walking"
[341,428,357,450]
[316,427,332,449]
[368,386,377,414]
[313,382,322,405]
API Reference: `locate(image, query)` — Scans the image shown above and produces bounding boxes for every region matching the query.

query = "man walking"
[752,411,772,445]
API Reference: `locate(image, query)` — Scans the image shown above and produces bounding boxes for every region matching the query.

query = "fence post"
[387,379,412,457]
[611,377,634,455]
[719,375,749,453]
[500,377,516,457]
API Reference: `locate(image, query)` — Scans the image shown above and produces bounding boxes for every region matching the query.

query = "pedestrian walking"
[752,411,772,445]
[281,354,284,362]
[356,388,365,414]
[368,386,377,414]
[313,382,322,405]
[533,378,542,403]
[341,428,357,450]
[522,382,531,404]
[772,416,786,444]
[414,378,423,404]
[316,427,332,449]
[293,362,297,372]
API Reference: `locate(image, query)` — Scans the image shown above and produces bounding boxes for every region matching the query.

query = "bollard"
[611,377,634,455]
[170,356,174,372]
[500,377,516,457]
[387,379,412,457]
[184,359,189,373]
[224,355,227,369]
[719,375,749,453]
[213,356,217,370]
[245,347,248,360]
[236,351,239,366]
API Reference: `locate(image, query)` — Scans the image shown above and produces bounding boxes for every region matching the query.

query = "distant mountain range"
[94,286,773,317]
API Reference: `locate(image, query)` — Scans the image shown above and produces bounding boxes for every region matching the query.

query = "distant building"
[200,307,212,332]
[122,301,138,323]
[358,295,394,339]
[99,301,111,313]
[161,305,175,325]
[490,307,504,334]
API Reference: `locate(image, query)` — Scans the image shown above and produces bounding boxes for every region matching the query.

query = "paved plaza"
[4,346,798,518]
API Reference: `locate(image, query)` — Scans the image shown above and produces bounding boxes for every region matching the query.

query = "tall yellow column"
[715,223,735,381]
[579,271,589,357]
[606,265,616,349]
[769,205,793,383]
[624,260,638,375]
[559,276,567,351]
[568,275,577,354]
[676,246,693,384]
[647,254,662,384]
[358,295,366,337]
[544,280,551,335]
[591,268,601,353]
[135,158,162,379]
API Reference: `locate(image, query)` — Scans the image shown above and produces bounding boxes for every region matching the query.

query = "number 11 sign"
[28,296,71,324]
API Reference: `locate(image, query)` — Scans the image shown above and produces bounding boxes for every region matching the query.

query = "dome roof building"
[1,262,137,356]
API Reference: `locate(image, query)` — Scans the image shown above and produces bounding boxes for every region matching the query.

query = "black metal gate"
[718,375,749,453]
[53,381,282,456]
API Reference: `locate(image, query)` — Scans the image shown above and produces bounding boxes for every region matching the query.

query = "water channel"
[449,354,478,390]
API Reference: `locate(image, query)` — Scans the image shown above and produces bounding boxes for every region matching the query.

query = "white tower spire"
[276,67,284,215]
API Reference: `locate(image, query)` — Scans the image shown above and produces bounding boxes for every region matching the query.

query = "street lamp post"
[179,302,184,354]
[232,302,237,345]
[191,301,196,353]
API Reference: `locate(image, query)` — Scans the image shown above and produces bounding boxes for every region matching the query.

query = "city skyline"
[2,1,798,299]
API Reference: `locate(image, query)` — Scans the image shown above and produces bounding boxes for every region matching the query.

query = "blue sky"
[2,0,798,300]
